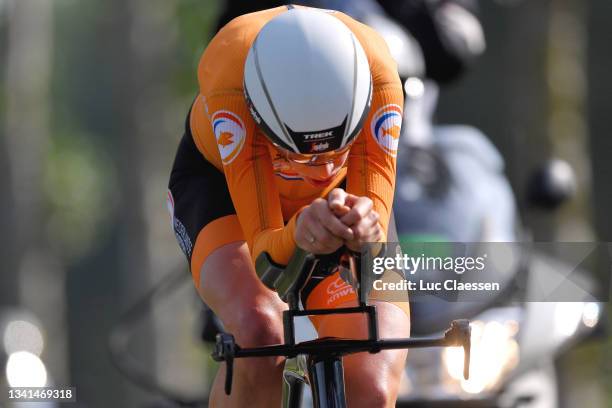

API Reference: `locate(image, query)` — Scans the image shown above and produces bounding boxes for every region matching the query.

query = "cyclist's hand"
[295,198,354,254]
[328,188,352,218]
[332,192,383,252]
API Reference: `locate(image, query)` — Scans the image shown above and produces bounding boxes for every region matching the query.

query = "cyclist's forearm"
[251,210,302,265]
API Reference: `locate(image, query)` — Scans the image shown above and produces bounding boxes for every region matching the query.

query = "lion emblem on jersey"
[370,104,402,157]
[212,110,246,165]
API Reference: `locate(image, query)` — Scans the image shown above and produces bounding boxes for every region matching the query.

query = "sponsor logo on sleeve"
[370,104,402,157]
[212,110,247,165]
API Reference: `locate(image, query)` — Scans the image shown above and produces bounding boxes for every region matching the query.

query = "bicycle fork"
[308,355,347,408]
[282,355,307,408]
[283,354,348,408]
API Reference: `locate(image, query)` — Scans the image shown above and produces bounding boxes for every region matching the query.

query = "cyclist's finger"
[342,193,361,207]
[312,200,354,240]
[340,196,374,226]
[311,205,353,241]
[328,188,351,216]
[346,211,381,252]
[309,221,343,253]
[295,208,320,252]
[354,220,381,242]
[328,188,346,208]
[331,203,351,218]
[321,215,354,241]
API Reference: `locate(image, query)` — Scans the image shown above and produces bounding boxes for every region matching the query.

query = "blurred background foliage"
[0,0,611,407]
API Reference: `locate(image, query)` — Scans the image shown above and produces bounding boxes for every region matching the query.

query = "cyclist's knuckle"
[358,196,372,205]
[331,225,345,236]
[313,198,326,207]
[353,228,364,240]
[305,212,317,225]
[348,208,360,219]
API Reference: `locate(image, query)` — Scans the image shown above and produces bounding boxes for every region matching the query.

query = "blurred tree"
[587,1,612,404]
[43,0,222,405]
[2,0,69,384]
[60,0,158,405]
[588,0,612,241]
[546,0,593,241]
[0,1,19,307]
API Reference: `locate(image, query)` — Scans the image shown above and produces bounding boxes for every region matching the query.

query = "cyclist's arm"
[192,92,301,265]
[190,9,304,266]
[345,22,404,240]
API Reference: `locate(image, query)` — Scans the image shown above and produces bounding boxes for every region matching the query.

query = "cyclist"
[168,6,410,407]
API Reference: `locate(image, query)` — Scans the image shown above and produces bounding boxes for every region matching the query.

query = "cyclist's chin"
[304,176,335,187]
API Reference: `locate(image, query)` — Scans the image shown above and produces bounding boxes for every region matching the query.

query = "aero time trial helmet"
[244,8,372,155]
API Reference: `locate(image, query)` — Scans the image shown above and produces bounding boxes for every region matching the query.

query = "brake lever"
[443,319,471,380]
[211,333,238,395]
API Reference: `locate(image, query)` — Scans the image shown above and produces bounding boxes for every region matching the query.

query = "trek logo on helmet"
[304,131,333,140]
[286,117,347,153]
[371,104,402,157]
[211,110,246,165]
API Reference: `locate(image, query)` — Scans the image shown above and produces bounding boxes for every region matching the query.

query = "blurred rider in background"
[215,0,483,85]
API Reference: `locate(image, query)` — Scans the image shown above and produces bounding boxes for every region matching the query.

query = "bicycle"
[212,248,472,407]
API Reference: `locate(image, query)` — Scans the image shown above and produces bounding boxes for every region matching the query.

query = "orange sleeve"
[345,19,404,239]
[201,92,300,265]
[346,87,403,239]
[189,6,301,265]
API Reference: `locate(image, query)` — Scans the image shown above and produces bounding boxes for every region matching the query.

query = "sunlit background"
[0,0,611,407]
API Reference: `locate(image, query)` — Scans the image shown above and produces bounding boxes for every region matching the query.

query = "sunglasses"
[279,143,353,165]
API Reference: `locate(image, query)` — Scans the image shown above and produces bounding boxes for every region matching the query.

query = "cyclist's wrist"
[293,205,309,237]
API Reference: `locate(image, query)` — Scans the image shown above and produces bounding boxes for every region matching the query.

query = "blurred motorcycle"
[392,77,605,408]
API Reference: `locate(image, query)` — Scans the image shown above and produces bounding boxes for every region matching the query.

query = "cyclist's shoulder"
[198,6,288,95]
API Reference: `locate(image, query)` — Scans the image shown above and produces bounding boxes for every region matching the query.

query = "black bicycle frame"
[308,355,346,408]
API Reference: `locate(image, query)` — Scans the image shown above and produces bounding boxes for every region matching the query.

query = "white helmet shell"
[244,8,372,154]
